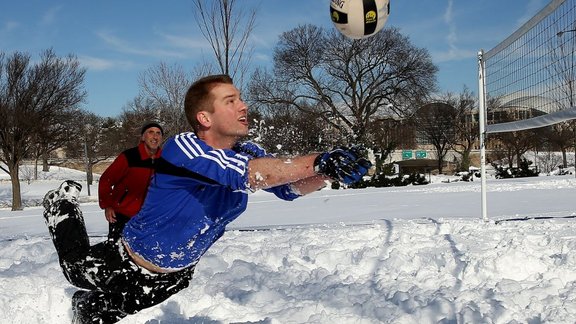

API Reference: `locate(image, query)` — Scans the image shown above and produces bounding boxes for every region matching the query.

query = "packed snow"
[1,165,575,323]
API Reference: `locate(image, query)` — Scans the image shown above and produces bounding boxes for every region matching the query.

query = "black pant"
[107,212,130,242]
[44,188,195,323]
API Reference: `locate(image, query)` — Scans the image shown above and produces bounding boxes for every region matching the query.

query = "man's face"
[141,127,162,153]
[206,83,249,139]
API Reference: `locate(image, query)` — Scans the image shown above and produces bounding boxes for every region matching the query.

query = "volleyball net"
[479,0,576,134]
[477,0,576,220]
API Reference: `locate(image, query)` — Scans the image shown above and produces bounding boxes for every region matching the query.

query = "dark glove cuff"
[313,153,324,174]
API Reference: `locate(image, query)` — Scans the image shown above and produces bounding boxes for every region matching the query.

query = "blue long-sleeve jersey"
[122,132,301,271]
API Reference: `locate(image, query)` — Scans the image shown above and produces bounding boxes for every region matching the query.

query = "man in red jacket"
[98,121,163,242]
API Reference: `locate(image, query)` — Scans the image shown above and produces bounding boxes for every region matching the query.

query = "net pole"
[478,50,488,222]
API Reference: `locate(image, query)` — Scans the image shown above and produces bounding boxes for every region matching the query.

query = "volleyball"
[330,0,390,39]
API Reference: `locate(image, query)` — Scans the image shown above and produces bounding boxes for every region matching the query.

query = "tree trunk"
[437,156,443,174]
[34,157,39,180]
[460,150,471,171]
[42,152,50,172]
[507,150,514,169]
[8,163,23,211]
[87,162,94,186]
[561,148,567,168]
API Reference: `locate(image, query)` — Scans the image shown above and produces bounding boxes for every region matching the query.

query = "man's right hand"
[104,207,117,223]
[314,147,372,185]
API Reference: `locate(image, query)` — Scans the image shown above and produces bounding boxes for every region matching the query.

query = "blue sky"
[1,0,548,117]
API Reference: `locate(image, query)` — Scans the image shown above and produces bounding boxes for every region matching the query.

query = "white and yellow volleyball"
[330,0,390,39]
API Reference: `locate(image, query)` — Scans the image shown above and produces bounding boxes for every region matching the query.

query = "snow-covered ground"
[1,166,576,323]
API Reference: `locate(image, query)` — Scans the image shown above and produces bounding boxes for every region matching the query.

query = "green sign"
[415,150,427,159]
[402,150,413,160]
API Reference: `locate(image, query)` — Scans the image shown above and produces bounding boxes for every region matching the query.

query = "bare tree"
[367,117,415,174]
[64,111,120,185]
[97,117,127,158]
[249,25,437,145]
[138,62,194,136]
[493,129,541,169]
[548,26,576,168]
[541,120,575,167]
[486,96,546,169]
[117,96,161,148]
[31,107,78,175]
[413,102,457,174]
[536,140,564,173]
[442,87,479,171]
[0,49,86,210]
[250,103,327,155]
[193,0,257,87]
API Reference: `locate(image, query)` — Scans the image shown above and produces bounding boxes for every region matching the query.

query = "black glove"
[314,147,372,185]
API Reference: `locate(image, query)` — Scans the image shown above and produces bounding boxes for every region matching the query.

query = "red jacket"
[98,142,162,217]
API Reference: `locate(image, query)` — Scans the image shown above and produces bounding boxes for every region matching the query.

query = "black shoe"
[43,180,82,210]
[72,290,97,324]
[43,181,84,238]
[59,180,82,199]
[42,189,59,210]
[71,290,126,324]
